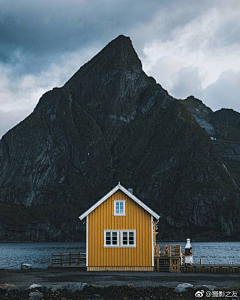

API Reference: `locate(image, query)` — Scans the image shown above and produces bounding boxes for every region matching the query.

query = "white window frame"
[114,200,126,216]
[120,230,136,247]
[103,230,136,248]
[104,230,119,247]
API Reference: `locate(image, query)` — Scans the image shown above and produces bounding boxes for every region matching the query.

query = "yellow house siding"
[88,190,152,267]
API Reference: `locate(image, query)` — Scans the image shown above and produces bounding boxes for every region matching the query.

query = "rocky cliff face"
[0,36,240,241]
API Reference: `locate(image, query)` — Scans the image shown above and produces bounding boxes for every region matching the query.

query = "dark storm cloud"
[0,0,217,76]
[0,0,166,75]
[1,0,238,77]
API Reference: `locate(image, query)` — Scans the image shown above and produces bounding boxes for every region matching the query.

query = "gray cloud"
[213,21,240,48]
[170,67,204,100]
[0,108,28,137]
[208,0,240,48]
[203,70,240,112]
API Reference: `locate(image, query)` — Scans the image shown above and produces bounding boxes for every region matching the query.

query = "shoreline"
[1,269,240,299]
[1,239,240,243]
[1,268,240,288]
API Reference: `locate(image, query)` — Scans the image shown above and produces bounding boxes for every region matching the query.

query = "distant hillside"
[0,36,239,242]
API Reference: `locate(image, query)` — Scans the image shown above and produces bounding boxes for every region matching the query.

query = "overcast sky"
[0,0,240,137]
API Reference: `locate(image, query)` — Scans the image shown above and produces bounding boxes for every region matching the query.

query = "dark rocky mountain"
[0,35,240,242]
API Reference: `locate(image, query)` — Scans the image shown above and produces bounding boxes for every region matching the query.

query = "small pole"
[51,253,53,267]
[200,258,202,265]
[60,253,62,266]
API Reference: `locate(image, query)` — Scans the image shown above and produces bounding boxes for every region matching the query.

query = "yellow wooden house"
[79,183,160,271]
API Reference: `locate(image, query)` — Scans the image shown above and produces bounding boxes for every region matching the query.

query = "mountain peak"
[36,35,143,110]
[107,34,132,44]
[97,34,133,53]
[35,35,153,147]
[67,34,142,84]
[103,34,135,54]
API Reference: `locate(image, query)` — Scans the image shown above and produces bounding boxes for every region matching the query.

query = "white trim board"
[86,216,88,267]
[79,183,160,220]
[151,216,154,267]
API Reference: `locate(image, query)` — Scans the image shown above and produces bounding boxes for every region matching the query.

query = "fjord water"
[0,242,239,269]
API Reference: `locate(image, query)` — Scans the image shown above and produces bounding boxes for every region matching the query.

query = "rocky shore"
[1,283,240,300]
[0,284,189,300]
[1,269,240,299]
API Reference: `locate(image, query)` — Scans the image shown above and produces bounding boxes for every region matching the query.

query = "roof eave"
[79,185,120,220]
[119,185,160,220]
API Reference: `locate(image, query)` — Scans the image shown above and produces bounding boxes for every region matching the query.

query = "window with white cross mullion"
[104,230,119,247]
[114,200,125,216]
[104,230,136,247]
[121,230,136,246]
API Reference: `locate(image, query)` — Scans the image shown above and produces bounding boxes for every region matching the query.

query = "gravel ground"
[0,284,240,300]
[1,269,240,288]
[0,269,240,299]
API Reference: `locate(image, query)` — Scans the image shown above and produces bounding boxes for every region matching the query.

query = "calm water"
[157,242,240,265]
[0,242,239,269]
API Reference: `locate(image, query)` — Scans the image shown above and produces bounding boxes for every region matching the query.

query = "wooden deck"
[49,246,240,274]
[50,252,86,268]
[154,245,240,274]
[154,245,183,273]
[181,264,240,273]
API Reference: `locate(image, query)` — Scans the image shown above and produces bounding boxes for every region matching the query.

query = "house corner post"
[86,215,88,268]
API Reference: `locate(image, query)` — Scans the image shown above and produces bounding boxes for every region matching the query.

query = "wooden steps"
[159,258,170,272]
[154,245,182,272]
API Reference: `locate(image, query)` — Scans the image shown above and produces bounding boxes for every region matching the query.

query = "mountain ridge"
[0,35,240,241]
